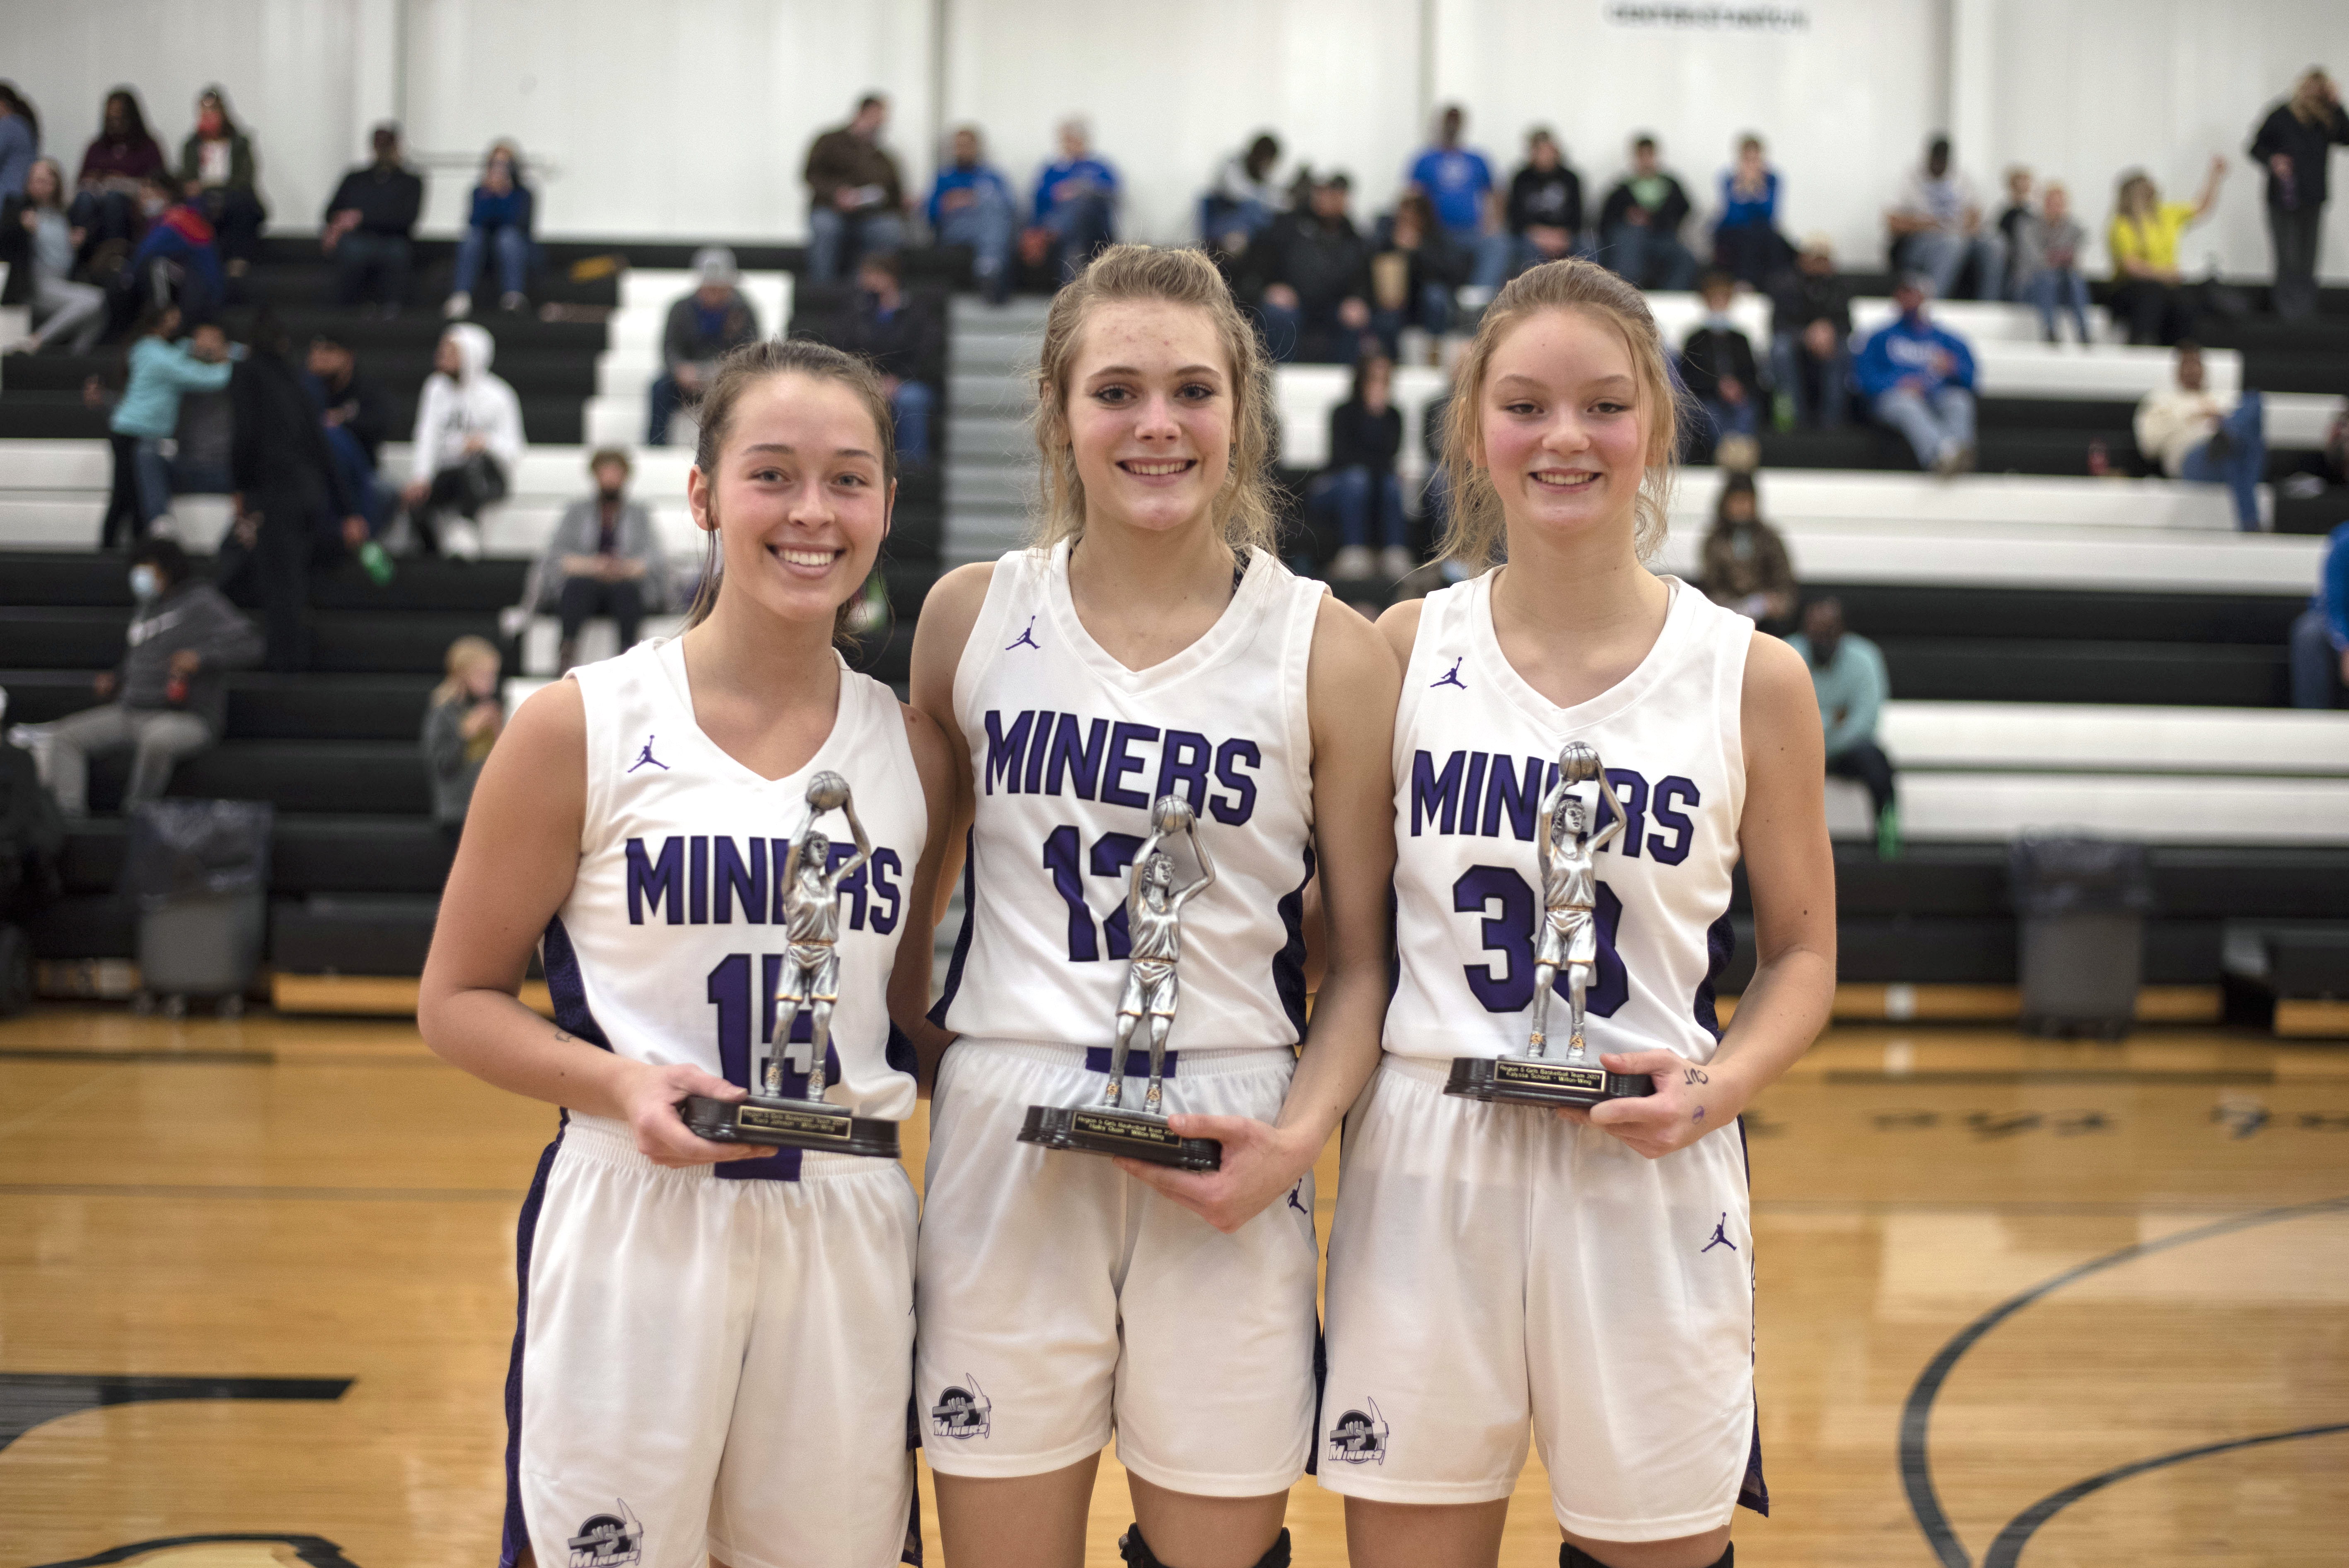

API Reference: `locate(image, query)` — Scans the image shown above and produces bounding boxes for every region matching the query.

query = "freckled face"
[1064,300,1234,538]
[1477,307,1656,549]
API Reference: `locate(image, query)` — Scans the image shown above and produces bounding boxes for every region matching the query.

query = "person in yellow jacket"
[2108,157,2226,345]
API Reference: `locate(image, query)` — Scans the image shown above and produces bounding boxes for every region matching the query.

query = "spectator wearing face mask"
[422,635,505,834]
[445,140,534,319]
[400,323,525,559]
[176,86,265,278]
[835,251,942,464]
[305,332,397,540]
[1787,597,1900,858]
[519,449,674,674]
[44,538,262,820]
[121,171,223,324]
[1680,268,1762,461]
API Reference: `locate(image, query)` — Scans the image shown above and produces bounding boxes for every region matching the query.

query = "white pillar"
[1946,0,1996,174]
[350,0,406,158]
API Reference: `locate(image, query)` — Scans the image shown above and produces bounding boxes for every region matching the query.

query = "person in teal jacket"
[101,302,235,548]
[1787,596,1901,857]
[1855,271,1979,475]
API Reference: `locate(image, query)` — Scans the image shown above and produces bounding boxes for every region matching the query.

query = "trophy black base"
[680,1094,901,1158]
[1444,1056,1657,1110]
[1017,1104,1222,1171]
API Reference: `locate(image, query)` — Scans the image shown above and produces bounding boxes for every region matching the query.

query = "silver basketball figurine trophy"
[682,771,901,1157]
[1019,794,1225,1170]
[1446,742,1658,1111]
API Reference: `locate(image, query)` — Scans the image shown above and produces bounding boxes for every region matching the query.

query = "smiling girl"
[1318,259,1835,1568]
[419,339,955,1568]
[899,244,1398,1568]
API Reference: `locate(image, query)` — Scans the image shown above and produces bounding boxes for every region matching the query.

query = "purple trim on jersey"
[498,1116,568,1568]
[1273,844,1317,1037]
[539,914,613,1050]
[1694,912,1736,1042]
[1735,1115,1770,1517]
[926,828,977,1027]
[1083,1046,1181,1078]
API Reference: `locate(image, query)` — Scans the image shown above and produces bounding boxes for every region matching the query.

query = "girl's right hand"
[619,1061,773,1167]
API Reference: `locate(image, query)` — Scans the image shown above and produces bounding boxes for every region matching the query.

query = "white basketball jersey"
[545,638,927,1126]
[936,541,1325,1050]
[1385,573,1750,1065]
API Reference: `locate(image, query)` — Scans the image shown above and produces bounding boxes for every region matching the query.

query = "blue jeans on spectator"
[334,231,412,308]
[1043,194,1115,282]
[320,424,393,533]
[807,207,908,284]
[68,189,140,252]
[1770,331,1849,429]
[2291,606,2347,708]
[2023,268,2092,343]
[1255,301,1373,365]
[1903,229,2007,301]
[936,188,1017,295]
[2178,391,2267,531]
[1873,383,1976,468]
[1310,465,1407,553]
[1714,222,1784,288]
[453,223,529,301]
[170,449,235,498]
[1600,222,1699,290]
[1371,283,1455,358]
[1511,233,1591,276]
[647,373,693,446]
[1698,394,1759,451]
[1445,225,1514,291]
[891,379,935,464]
[133,437,173,523]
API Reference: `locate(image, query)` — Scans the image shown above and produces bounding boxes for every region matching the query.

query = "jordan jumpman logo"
[1701,1213,1737,1253]
[1431,656,1467,690]
[1005,616,1043,652]
[627,735,669,773]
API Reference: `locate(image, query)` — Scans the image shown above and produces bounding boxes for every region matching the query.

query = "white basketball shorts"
[915,1039,1319,1496]
[1318,1058,1762,1542]
[507,1113,919,1568]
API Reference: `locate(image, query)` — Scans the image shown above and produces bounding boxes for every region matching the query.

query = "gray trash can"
[2009,832,2152,1039]
[119,799,273,1019]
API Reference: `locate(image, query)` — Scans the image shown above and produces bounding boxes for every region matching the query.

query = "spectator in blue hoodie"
[122,172,224,323]
[446,140,534,319]
[99,302,236,548]
[1855,272,1979,475]
[1031,119,1118,282]
[2291,520,2349,708]
[1406,104,1511,291]
[928,125,1016,303]
[1713,134,1789,286]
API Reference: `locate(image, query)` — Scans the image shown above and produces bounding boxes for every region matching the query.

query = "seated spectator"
[1406,105,1510,292]
[1788,598,1899,856]
[1506,129,1584,275]
[422,635,504,835]
[1312,353,1412,582]
[2007,182,2091,345]
[8,159,106,355]
[1032,119,1119,283]
[401,323,524,559]
[1245,171,1373,364]
[649,247,760,447]
[1857,273,1978,475]
[2248,68,2349,323]
[322,124,423,315]
[223,316,368,671]
[0,82,36,201]
[805,94,906,285]
[45,537,261,819]
[1994,165,2034,292]
[121,172,223,324]
[838,253,941,464]
[101,303,234,548]
[1886,135,2005,301]
[2133,341,2265,531]
[306,331,396,538]
[1206,132,1284,256]
[446,140,534,319]
[1598,134,1697,290]
[1371,190,1467,359]
[1680,269,1762,461]
[928,126,1017,303]
[1712,134,1788,287]
[1699,473,1796,632]
[70,89,166,264]
[2290,519,2348,709]
[176,87,263,278]
[1766,234,1853,430]
[2109,159,2226,346]
[520,450,674,673]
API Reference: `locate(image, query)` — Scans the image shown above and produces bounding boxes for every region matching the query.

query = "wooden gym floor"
[2,1006,2345,1568]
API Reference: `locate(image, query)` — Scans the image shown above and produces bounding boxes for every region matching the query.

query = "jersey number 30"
[1451,865,1628,1016]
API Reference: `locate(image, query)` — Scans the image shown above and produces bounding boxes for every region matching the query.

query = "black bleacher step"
[0,555,137,607]
[2,671,434,739]
[75,739,430,815]
[1881,638,2286,707]
[271,895,439,976]
[2275,487,2347,536]
[309,558,529,613]
[61,815,453,897]
[1974,399,2138,434]
[1730,845,2349,923]
[2233,352,2349,396]
[2264,931,2349,998]
[30,894,135,959]
[1831,914,2222,986]
[7,349,602,399]
[1821,583,2303,645]
[0,395,110,441]
[0,608,499,674]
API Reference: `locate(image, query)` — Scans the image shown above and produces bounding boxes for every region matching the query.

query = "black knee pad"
[1561,1544,1730,1568]
[1120,1524,1293,1568]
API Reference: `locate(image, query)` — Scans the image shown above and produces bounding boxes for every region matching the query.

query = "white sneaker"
[1378,545,1417,580]
[444,291,472,320]
[1329,545,1376,580]
[499,292,527,313]
[442,519,483,560]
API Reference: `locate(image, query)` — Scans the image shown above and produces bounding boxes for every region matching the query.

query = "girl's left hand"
[1115,1114,1315,1234]
[1560,1051,1744,1159]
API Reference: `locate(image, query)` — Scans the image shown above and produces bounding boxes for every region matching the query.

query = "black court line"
[0,1372,353,1451]
[1899,1193,2349,1568]
[1981,1422,2349,1566]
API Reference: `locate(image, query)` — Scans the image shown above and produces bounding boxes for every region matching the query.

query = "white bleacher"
[582,268,793,449]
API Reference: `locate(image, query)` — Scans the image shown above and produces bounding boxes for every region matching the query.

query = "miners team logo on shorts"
[567,1499,645,1566]
[931,1376,993,1438]
[1326,1399,1390,1464]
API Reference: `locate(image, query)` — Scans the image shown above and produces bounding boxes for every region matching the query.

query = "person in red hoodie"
[121,172,223,323]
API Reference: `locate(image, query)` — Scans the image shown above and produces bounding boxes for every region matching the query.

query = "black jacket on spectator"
[837,292,943,388]
[322,163,424,237]
[1508,165,1584,236]
[1245,210,1374,317]
[1599,175,1692,237]
[661,292,760,374]
[1680,324,1760,403]
[1327,399,1402,476]
[2249,101,2349,209]
[114,580,263,735]
[233,350,356,515]
[1375,215,1471,297]
[1767,267,1854,339]
[314,367,394,466]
